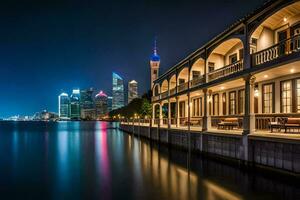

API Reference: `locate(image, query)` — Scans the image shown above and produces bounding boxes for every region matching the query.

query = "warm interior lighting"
[283,17,287,22]
[220,86,225,90]
[254,87,259,97]
[263,75,268,78]
[290,69,295,73]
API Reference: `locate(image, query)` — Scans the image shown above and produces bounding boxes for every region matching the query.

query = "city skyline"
[0,0,267,117]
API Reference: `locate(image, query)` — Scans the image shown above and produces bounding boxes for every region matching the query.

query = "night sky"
[0,0,267,117]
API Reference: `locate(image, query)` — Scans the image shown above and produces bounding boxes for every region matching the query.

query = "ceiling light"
[290,69,295,73]
[264,75,268,78]
[284,17,287,22]
[220,86,225,90]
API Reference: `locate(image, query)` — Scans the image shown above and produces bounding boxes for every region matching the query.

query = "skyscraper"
[128,80,138,104]
[112,72,124,110]
[70,89,81,120]
[107,96,113,112]
[95,90,108,119]
[150,38,160,88]
[80,88,95,120]
[58,92,69,119]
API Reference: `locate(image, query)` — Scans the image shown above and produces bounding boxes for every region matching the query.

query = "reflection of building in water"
[204,180,241,200]
[127,136,243,200]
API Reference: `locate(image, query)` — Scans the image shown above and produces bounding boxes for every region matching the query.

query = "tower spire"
[153,37,157,55]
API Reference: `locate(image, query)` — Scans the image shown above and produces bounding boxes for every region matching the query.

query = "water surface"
[0,121,298,200]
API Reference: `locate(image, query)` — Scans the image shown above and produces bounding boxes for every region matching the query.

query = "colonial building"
[151,0,300,134]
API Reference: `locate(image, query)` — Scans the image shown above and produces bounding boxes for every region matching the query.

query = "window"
[179,101,185,118]
[238,89,245,114]
[229,53,237,64]
[213,94,219,116]
[297,79,300,113]
[222,93,226,115]
[208,62,215,72]
[192,97,202,117]
[192,71,201,79]
[281,80,292,113]
[229,91,236,115]
[262,84,274,113]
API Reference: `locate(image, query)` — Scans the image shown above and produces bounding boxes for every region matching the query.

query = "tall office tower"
[95,90,108,119]
[80,88,95,120]
[70,89,81,120]
[150,38,160,88]
[107,96,113,112]
[58,92,70,119]
[128,80,138,104]
[112,72,124,110]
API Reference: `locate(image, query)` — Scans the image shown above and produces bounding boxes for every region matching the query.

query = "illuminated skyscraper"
[95,90,108,119]
[80,88,95,120]
[112,72,124,110]
[107,96,113,112]
[58,92,69,119]
[70,89,81,120]
[128,80,138,104]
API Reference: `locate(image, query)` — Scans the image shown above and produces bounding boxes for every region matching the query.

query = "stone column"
[202,88,211,131]
[152,104,155,126]
[159,102,163,127]
[168,100,171,129]
[176,97,180,127]
[187,93,191,131]
[243,75,256,135]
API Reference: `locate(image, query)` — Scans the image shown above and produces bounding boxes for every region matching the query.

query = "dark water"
[0,121,298,200]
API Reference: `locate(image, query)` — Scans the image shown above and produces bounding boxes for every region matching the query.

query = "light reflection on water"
[0,121,298,200]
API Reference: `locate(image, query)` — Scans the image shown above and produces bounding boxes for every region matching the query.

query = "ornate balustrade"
[161,91,169,99]
[252,35,300,66]
[210,115,243,129]
[208,60,243,82]
[151,95,160,102]
[169,88,176,96]
[190,75,205,88]
[177,82,189,93]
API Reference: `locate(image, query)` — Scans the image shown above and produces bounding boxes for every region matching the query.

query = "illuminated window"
[262,84,274,113]
[213,94,219,116]
[297,79,300,113]
[179,101,185,118]
[192,97,202,117]
[281,80,292,113]
[238,89,245,114]
[229,91,236,115]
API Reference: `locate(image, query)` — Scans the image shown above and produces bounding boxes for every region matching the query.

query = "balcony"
[177,82,189,93]
[152,95,160,102]
[161,91,169,99]
[208,60,243,82]
[169,88,176,96]
[190,75,205,88]
[252,35,300,67]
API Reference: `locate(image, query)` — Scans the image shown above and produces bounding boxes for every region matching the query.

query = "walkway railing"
[177,82,189,93]
[190,75,205,88]
[169,88,176,96]
[161,91,168,99]
[152,95,160,102]
[208,60,243,82]
[252,35,300,66]
[255,113,300,131]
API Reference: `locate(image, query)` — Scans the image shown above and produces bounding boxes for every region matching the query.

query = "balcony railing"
[169,88,176,96]
[211,115,243,130]
[190,75,205,88]
[161,91,169,99]
[208,60,243,82]
[177,82,189,93]
[252,35,300,66]
[152,95,160,102]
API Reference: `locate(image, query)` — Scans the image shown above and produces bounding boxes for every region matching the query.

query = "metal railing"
[169,88,176,96]
[177,82,189,93]
[252,35,300,66]
[190,75,205,88]
[208,60,243,82]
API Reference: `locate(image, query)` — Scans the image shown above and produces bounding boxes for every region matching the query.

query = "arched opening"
[177,67,189,92]
[250,1,300,66]
[207,38,244,81]
[153,84,160,96]
[169,75,176,95]
[190,58,205,87]
[154,104,160,119]
[161,80,168,93]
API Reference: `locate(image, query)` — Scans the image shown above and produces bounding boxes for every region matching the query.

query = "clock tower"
[150,39,160,88]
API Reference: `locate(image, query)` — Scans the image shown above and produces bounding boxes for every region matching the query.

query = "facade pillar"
[159,102,163,127]
[176,97,180,127]
[187,93,191,131]
[202,88,211,131]
[243,75,256,135]
[168,100,171,129]
[152,104,155,126]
